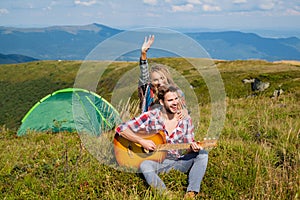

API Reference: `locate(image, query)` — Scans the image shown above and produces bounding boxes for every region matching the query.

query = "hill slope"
[0,59,299,129]
[0,59,299,199]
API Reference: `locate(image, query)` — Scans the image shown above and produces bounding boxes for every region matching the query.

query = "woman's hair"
[150,63,175,86]
[149,63,176,104]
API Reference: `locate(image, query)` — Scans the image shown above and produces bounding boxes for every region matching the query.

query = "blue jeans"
[139,150,208,193]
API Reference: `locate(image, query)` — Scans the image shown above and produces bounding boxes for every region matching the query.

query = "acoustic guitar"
[113,131,217,169]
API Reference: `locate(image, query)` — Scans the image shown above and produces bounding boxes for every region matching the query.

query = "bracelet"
[140,59,147,65]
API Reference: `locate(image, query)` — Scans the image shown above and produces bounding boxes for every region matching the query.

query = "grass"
[0,58,299,199]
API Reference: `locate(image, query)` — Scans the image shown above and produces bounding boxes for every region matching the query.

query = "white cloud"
[232,0,247,4]
[187,0,202,5]
[74,0,97,6]
[143,0,158,6]
[259,2,275,10]
[0,8,9,15]
[202,4,221,12]
[285,8,300,16]
[0,0,299,31]
[43,1,58,11]
[172,4,194,12]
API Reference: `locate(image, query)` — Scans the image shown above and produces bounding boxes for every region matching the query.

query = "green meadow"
[0,58,299,199]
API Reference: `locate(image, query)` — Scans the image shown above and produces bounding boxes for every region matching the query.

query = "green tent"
[17,88,122,136]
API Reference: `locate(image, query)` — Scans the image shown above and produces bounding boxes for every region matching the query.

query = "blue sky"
[0,0,300,37]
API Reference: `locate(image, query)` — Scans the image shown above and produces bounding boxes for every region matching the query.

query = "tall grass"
[0,59,299,199]
[0,95,298,199]
[210,95,299,199]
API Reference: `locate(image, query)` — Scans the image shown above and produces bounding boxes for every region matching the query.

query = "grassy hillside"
[0,59,299,199]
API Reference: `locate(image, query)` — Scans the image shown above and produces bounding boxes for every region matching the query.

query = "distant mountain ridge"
[0,53,38,64]
[0,23,121,62]
[0,23,299,63]
[188,31,300,61]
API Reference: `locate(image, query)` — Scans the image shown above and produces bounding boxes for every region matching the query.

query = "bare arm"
[139,35,155,87]
[119,128,157,151]
[182,117,202,153]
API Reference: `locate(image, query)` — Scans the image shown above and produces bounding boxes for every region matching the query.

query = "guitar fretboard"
[156,140,217,151]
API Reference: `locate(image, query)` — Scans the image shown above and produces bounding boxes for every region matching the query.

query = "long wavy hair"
[149,63,178,105]
[150,63,175,86]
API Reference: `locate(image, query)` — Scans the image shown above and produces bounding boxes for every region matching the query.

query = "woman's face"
[151,71,168,87]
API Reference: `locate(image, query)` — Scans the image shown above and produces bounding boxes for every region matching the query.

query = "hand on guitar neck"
[114,131,217,169]
[189,142,203,153]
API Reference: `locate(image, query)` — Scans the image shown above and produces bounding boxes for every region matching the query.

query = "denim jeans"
[139,150,208,193]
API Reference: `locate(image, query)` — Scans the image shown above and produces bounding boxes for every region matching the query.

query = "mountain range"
[0,53,38,64]
[0,23,299,63]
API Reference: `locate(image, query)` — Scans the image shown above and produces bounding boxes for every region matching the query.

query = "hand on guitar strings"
[139,138,157,151]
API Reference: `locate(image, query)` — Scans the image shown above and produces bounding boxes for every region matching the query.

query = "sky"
[0,0,300,37]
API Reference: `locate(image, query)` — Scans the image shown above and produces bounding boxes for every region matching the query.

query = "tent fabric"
[17,88,122,136]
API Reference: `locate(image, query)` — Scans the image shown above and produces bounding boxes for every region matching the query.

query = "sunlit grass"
[1,94,299,199]
[0,58,299,199]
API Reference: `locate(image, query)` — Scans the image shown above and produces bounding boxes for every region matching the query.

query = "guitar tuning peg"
[204,137,207,140]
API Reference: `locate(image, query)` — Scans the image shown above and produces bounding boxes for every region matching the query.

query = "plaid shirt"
[116,109,195,158]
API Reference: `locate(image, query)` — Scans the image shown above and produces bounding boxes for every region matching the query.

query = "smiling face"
[160,91,179,114]
[150,71,168,88]
[149,64,174,88]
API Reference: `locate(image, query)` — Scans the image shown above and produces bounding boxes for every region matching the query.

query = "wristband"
[140,59,147,65]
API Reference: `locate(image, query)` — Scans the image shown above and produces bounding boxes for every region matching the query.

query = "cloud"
[285,8,300,16]
[187,0,202,5]
[74,0,97,6]
[43,1,59,11]
[258,2,275,10]
[202,4,221,12]
[233,0,247,4]
[172,4,194,12]
[143,0,157,6]
[0,8,9,15]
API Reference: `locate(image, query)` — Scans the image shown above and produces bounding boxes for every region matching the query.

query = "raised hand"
[141,35,155,60]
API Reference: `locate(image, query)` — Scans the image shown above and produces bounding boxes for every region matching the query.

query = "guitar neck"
[156,140,217,151]
[157,143,190,151]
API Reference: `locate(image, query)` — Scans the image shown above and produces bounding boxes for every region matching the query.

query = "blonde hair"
[150,63,175,86]
[149,63,179,105]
